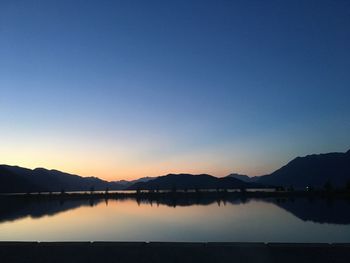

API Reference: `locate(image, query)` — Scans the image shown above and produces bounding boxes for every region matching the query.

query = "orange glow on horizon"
[0,157,270,182]
[0,136,278,181]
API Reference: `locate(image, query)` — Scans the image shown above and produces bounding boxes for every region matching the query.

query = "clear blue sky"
[1,0,350,180]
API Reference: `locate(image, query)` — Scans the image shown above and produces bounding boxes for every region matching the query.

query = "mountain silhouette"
[226,173,259,183]
[127,173,259,190]
[0,165,124,193]
[0,166,41,193]
[257,149,350,188]
[1,149,350,193]
[114,176,158,187]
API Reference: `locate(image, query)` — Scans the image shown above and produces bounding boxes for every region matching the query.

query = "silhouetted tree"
[90,186,94,194]
[105,187,109,195]
[61,189,65,195]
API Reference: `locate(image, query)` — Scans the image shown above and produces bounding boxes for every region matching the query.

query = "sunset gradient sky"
[1,0,350,180]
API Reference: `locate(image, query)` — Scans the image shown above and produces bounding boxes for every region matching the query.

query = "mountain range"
[0,165,124,193]
[257,149,350,188]
[127,173,259,190]
[0,149,349,193]
[114,177,157,188]
[226,173,259,182]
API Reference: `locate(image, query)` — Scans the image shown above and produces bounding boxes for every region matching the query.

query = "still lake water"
[0,197,350,242]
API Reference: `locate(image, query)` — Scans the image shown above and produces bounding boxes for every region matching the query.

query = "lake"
[1,196,350,242]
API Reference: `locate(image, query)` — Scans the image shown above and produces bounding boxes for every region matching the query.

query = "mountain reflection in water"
[1,196,349,225]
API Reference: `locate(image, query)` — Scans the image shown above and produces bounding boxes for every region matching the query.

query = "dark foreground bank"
[0,242,349,263]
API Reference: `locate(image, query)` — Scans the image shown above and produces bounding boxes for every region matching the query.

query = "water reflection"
[1,196,349,225]
[268,197,350,224]
[0,198,96,223]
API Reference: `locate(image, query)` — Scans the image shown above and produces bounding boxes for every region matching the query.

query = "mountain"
[131,176,158,184]
[114,176,157,188]
[226,173,258,183]
[0,166,41,193]
[127,173,260,190]
[114,180,131,187]
[2,149,349,193]
[257,149,350,189]
[0,165,124,193]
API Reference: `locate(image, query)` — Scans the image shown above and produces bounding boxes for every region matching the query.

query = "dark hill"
[0,166,41,193]
[257,149,350,188]
[127,173,259,190]
[0,165,124,193]
[114,176,157,187]
[226,173,259,183]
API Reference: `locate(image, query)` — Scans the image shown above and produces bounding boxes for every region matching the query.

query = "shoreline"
[1,189,350,201]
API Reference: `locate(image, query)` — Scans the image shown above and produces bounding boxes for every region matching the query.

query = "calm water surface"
[0,197,350,242]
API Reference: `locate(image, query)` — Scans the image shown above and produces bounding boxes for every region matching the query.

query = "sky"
[1,0,350,181]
